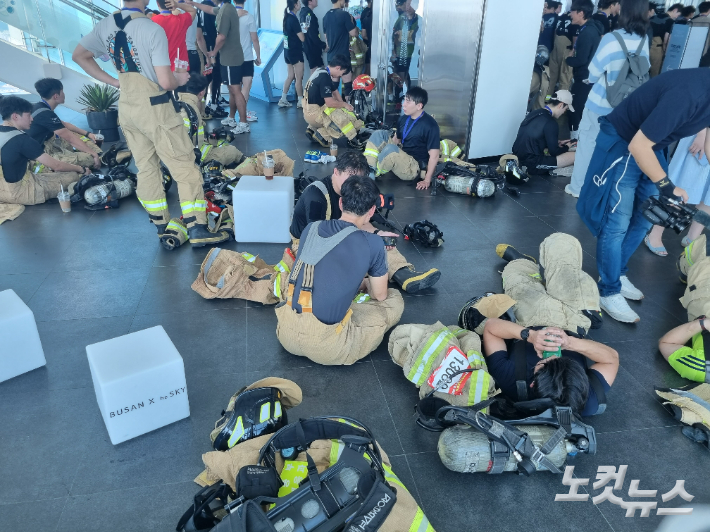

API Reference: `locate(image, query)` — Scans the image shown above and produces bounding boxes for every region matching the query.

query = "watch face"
[521,329,529,340]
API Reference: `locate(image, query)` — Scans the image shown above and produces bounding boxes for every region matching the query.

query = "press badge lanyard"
[544,106,553,116]
[402,113,423,141]
[121,7,142,12]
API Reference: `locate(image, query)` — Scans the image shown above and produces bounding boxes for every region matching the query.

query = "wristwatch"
[520,328,531,342]
[700,319,707,332]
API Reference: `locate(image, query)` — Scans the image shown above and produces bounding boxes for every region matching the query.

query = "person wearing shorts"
[279,0,306,109]
[234,0,260,121]
[300,0,326,73]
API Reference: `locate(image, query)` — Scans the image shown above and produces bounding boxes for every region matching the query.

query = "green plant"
[77,84,119,112]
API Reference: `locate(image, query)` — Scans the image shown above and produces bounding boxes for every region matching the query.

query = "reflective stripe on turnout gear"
[180,199,207,215]
[241,252,256,262]
[166,219,188,239]
[364,148,379,158]
[273,272,282,298]
[410,508,435,532]
[200,144,212,161]
[138,197,168,212]
[353,293,371,303]
[407,327,457,386]
[274,260,290,273]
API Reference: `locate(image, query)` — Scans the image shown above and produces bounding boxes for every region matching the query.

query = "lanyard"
[121,7,143,12]
[41,99,51,109]
[289,11,297,18]
[544,106,552,116]
[402,113,423,141]
[236,5,243,9]
[160,10,171,14]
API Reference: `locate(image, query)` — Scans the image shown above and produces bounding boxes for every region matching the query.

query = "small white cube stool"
[86,326,189,445]
[0,289,46,383]
[233,175,295,243]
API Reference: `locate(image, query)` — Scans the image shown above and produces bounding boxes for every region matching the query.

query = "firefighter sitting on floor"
[0,95,92,206]
[275,174,404,365]
[28,78,104,172]
[177,73,244,167]
[303,54,366,150]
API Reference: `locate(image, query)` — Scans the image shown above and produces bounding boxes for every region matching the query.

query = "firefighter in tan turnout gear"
[0,95,92,206]
[303,54,366,150]
[72,0,229,249]
[276,174,404,365]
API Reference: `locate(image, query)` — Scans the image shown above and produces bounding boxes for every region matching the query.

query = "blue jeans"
[597,151,666,297]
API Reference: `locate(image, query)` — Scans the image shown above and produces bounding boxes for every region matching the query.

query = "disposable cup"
[94,134,104,148]
[57,191,71,213]
[330,143,338,158]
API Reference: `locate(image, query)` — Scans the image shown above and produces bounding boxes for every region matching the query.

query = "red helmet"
[353,74,376,92]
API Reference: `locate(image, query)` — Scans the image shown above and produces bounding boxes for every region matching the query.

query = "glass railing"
[0,0,118,76]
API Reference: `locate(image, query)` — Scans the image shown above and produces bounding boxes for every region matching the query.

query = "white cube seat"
[232,175,295,243]
[0,289,46,383]
[86,326,189,445]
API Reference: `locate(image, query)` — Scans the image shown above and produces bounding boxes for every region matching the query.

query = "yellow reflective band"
[217,139,227,147]
[274,401,282,418]
[259,402,270,423]
[440,141,448,155]
[343,110,357,120]
[364,148,379,158]
[273,272,282,298]
[407,327,456,386]
[442,157,451,162]
[355,53,364,58]
[227,416,245,448]
[80,135,91,142]
[329,440,345,466]
[351,60,358,65]
[341,123,354,135]
[468,369,490,407]
[241,252,256,262]
[183,117,191,129]
[200,144,212,161]
[528,273,542,279]
[139,198,168,212]
[451,146,462,157]
[198,126,205,137]
[686,240,695,267]
[324,107,335,116]
[32,163,46,173]
[274,260,290,273]
[382,464,407,492]
[166,220,188,238]
[180,200,207,214]
[410,508,435,532]
[376,162,386,177]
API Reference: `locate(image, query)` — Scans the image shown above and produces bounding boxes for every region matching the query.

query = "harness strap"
[305,180,332,221]
[0,129,26,166]
[514,341,529,401]
[112,12,141,73]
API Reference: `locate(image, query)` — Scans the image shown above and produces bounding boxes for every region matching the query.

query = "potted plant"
[77,84,120,142]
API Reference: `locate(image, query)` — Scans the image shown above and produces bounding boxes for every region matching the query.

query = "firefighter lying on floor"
[275,174,404,365]
[191,152,441,305]
[177,73,244,167]
[0,95,92,206]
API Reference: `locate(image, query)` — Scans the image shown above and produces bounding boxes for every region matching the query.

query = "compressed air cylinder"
[437,425,568,473]
[444,176,495,198]
[84,179,134,206]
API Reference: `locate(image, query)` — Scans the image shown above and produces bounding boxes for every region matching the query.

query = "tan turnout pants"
[33,136,100,173]
[365,132,421,181]
[118,73,206,227]
[303,100,363,142]
[275,288,404,365]
[650,36,664,78]
[547,34,573,96]
[0,169,79,205]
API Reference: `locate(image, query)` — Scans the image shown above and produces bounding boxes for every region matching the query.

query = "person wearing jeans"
[577,68,710,324]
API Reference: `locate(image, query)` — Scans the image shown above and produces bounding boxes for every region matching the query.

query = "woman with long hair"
[564,0,650,198]
[279,0,306,108]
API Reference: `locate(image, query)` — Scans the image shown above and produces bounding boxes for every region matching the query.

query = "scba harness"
[178,417,397,532]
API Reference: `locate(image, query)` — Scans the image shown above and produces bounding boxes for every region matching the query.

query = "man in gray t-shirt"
[72,0,230,249]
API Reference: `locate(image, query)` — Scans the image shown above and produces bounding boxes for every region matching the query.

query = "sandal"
[644,234,667,257]
[681,236,694,247]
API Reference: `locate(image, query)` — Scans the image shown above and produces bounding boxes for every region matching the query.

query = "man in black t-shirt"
[592,0,619,35]
[290,151,441,293]
[276,175,404,366]
[662,3,683,52]
[364,87,440,189]
[482,319,618,417]
[300,0,326,73]
[323,0,358,98]
[361,0,373,74]
[577,68,710,324]
[648,3,668,77]
[0,96,92,206]
[303,55,365,149]
[28,78,103,171]
[196,0,223,109]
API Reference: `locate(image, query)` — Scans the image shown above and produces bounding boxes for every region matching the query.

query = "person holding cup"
[152,0,197,76]
[0,96,91,206]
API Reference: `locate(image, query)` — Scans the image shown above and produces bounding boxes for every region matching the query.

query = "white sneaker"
[620,275,644,300]
[221,117,237,127]
[297,99,303,109]
[231,122,250,135]
[564,184,579,198]
[278,99,292,108]
[246,111,258,122]
[600,294,640,323]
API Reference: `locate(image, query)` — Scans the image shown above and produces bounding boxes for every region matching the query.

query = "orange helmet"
[353,74,376,92]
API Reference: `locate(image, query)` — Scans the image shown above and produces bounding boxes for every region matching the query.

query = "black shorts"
[241,60,254,78]
[221,64,244,86]
[187,50,201,74]
[305,50,324,69]
[521,154,558,175]
[284,48,304,65]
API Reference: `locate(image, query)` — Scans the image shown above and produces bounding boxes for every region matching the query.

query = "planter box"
[87,110,120,142]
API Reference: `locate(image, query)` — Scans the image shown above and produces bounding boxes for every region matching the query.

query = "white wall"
[468,0,545,159]
[0,40,98,113]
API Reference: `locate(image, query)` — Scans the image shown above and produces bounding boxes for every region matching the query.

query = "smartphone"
[381,235,398,247]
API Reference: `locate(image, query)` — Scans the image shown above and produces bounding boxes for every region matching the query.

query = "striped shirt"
[586,30,650,116]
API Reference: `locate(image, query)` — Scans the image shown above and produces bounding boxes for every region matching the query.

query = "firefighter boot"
[496,244,537,264]
[392,266,441,293]
[188,223,230,247]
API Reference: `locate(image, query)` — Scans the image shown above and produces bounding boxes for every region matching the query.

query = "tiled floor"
[0,98,707,532]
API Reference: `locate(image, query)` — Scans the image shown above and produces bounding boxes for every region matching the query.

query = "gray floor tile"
[0,271,49,304]
[0,497,67,531]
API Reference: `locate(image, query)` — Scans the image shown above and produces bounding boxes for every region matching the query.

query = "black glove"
[655,177,677,199]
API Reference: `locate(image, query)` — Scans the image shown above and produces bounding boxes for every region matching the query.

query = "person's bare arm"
[211,33,227,56]
[703,128,710,160]
[155,65,189,90]
[196,27,210,61]
[72,44,120,88]
[184,0,216,15]
[556,329,619,385]
[251,31,261,65]
[629,130,688,202]
[324,95,353,111]
[368,274,388,301]
[170,0,196,19]
[349,27,358,37]
[416,149,440,190]
[36,153,91,174]
[54,128,101,168]
[659,320,703,360]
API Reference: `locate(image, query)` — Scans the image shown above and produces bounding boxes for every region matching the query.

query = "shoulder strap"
[176,100,199,144]
[513,341,529,401]
[587,370,607,413]
[112,12,142,73]
[635,34,647,54]
[0,129,25,151]
[31,107,51,118]
[305,68,328,91]
[295,221,359,268]
[611,31,630,56]
[306,180,332,220]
